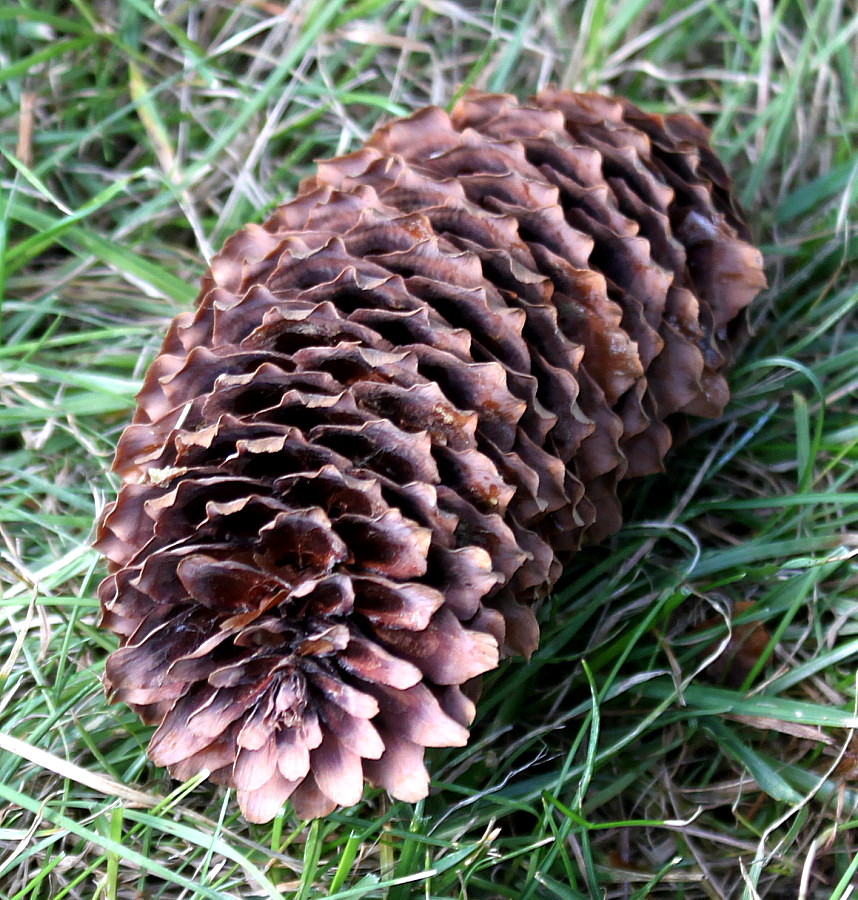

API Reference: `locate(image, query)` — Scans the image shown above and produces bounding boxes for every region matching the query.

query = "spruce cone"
[95,89,766,822]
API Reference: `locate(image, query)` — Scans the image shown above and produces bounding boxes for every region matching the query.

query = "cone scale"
[95,90,766,822]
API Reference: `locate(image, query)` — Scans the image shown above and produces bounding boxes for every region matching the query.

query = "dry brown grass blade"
[0,732,160,808]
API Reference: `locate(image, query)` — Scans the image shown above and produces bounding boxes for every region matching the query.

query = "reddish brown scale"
[95,89,766,823]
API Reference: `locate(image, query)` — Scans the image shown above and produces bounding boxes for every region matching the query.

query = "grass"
[0,0,856,897]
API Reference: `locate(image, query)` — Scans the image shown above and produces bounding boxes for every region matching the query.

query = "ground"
[0,1,857,898]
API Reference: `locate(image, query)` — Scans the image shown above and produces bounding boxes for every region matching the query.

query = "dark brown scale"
[95,89,766,823]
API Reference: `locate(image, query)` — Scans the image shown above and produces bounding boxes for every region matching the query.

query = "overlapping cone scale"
[95,89,765,822]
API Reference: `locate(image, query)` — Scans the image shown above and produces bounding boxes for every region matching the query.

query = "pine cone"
[95,89,766,822]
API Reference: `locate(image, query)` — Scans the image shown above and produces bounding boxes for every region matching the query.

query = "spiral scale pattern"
[96,90,765,822]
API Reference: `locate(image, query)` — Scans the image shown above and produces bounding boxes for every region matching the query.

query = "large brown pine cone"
[95,89,766,822]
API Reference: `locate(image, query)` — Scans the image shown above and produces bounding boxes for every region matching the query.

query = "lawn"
[1,1,857,897]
